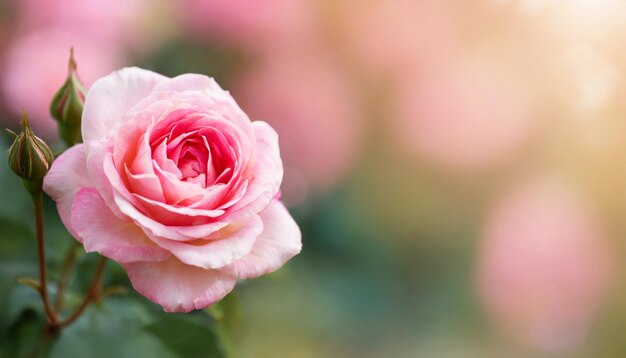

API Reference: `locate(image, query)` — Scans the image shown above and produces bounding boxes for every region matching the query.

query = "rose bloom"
[43,68,302,312]
[476,177,613,352]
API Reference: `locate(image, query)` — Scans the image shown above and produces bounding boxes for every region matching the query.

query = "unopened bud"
[50,48,86,147]
[7,110,54,195]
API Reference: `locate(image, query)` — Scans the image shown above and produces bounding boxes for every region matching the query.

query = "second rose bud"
[50,49,87,147]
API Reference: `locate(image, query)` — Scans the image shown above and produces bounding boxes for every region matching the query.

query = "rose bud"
[7,110,54,194]
[50,48,87,147]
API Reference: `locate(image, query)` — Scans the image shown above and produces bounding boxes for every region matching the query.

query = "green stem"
[58,256,107,328]
[54,242,79,311]
[32,190,59,326]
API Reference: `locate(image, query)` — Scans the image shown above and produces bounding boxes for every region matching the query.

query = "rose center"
[150,129,236,190]
[177,144,207,185]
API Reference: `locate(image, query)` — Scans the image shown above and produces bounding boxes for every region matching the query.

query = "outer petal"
[224,200,301,279]
[123,257,237,313]
[148,215,263,269]
[153,73,224,93]
[153,75,256,138]
[86,144,126,218]
[43,144,91,238]
[82,67,167,143]
[71,188,171,263]
[226,121,283,221]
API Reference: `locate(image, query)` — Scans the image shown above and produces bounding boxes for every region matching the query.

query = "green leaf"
[144,314,226,358]
[207,293,239,332]
[5,285,44,330]
[49,298,174,358]
[206,293,239,357]
[0,309,47,358]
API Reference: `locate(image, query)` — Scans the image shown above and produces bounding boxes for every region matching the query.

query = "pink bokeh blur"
[477,176,614,353]
[176,0,315,50]
[0,0,154,139]
[231,51,362,204]
[334,0,457,78]
[2,29,122,137]
[391,57,536,171]
[13,0,146,47]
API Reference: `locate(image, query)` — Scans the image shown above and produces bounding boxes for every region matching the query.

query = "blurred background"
[1,0,626,357]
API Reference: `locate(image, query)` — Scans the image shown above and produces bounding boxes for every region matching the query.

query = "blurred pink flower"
[477,177,613,353]
[392,58,535,170]
[12,0,147,47]
[230,53,362,204]
[175,0,314,49]
[1,29,122,138]
[335,0,457,77]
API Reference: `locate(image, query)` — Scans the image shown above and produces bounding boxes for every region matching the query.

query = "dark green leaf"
[144,314,225,358]
[49,298,174,358]
[0,309,46,358]
[206,293,239,357]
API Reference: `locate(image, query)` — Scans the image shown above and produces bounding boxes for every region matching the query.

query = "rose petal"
[152,139,182,179]
[112,192,229,241]
[132,193,224,226]
[153,73,224,93]
[149,214,263,269]
[43,144,91,238]
[154,75,255,139]
[152,158,206,203]
[125,165,165,203]
[113,109,157,176]
[226,121,283,221]
[71,188,170,263]
[224,200,301,278]
[89,148,131,217]
[123,257,237,312]
[82,67,166,144]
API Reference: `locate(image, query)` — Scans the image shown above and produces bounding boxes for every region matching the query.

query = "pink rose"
[43,68,302,312]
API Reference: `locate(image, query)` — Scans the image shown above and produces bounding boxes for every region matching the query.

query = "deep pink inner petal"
[114,104,256,228]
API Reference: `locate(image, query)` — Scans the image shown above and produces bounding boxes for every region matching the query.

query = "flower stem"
[31,190,107,338]
[58,256,106,328]
[32,190,59,327]
[54,242,79,311]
